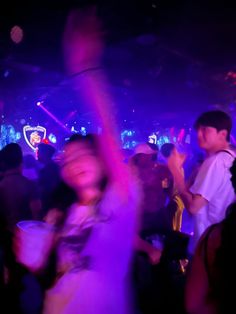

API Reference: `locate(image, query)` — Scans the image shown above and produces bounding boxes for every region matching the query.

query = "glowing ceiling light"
[10,25,24,44]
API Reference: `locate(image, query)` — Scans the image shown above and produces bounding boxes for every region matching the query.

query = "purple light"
[36,102,70,133]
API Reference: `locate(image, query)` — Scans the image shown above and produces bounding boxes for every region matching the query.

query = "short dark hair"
[194,110,232,141]
[1,143,23,170]
[160,143,175,158]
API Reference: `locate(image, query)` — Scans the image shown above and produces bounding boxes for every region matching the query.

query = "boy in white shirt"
[168,110,235,253]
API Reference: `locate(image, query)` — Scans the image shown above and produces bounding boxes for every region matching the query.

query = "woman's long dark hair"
[212,159,236,313]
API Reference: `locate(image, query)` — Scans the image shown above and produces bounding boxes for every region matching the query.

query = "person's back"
[23,153,39,182]
[141,163,173,233]
[186,204,236,314]
[130,143,182,314]
[0,143,42,314]
[185,158,236,314]
[130,143,173,235]
[39,160,60,195]
[37,144,60,216]
[0,144,39,231]
[0,173,36,231]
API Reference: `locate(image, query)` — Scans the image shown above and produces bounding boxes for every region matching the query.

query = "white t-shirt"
[189,149,235,253]
[44,182,141,314]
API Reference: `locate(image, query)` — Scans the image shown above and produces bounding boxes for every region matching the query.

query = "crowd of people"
[1,7,236,314]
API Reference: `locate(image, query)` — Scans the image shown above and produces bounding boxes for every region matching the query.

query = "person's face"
[196,126,226,152]
[60,141,105,191]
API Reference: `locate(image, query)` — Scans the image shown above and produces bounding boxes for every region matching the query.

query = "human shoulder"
[202,223,222,247]
[199,149,234,171]
[214,149,235,159]
[197,223,222,259]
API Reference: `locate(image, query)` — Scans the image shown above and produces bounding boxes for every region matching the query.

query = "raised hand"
[168,149,187,172]
[63,7,104,75]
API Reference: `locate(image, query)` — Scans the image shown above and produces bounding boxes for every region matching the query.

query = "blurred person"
[130,142,173,258]
[0,143,41,231]
[130,142,168,296]
[43,134,139,314]
[0,143,42,313]
[185,158,236,314]
[14,8,141,314]
[43,181,77,227]
[37,143,61,217]
[167,110,235,255]
[42,136,85,227]
[160,143,185,232]
[130,142,190,314]
[23,153,39,182]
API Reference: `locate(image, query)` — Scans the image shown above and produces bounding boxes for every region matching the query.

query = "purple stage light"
[36,102,70,133]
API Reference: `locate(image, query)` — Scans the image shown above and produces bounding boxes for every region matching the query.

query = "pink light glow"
[37,102,70,133]
[177,128,185,143]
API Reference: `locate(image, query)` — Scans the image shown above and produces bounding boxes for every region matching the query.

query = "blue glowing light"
[156,136,170,146]
[0,124,21,149]
[49,133,57,144]
[121,130,136,149]
[16,132,21,140]
[80,127,87,136]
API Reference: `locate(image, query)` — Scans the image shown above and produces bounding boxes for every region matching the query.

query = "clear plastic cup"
[16,220,55,271]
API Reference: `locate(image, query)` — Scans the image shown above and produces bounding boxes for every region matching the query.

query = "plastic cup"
[16,220,55,271]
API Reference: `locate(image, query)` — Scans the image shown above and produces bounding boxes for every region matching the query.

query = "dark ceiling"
[1,0,236,130]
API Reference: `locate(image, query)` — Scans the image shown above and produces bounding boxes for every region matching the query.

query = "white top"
[189,149,235,253]
[44,182,140,314]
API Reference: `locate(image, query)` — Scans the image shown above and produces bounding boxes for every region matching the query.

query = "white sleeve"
[190,155,226,202]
